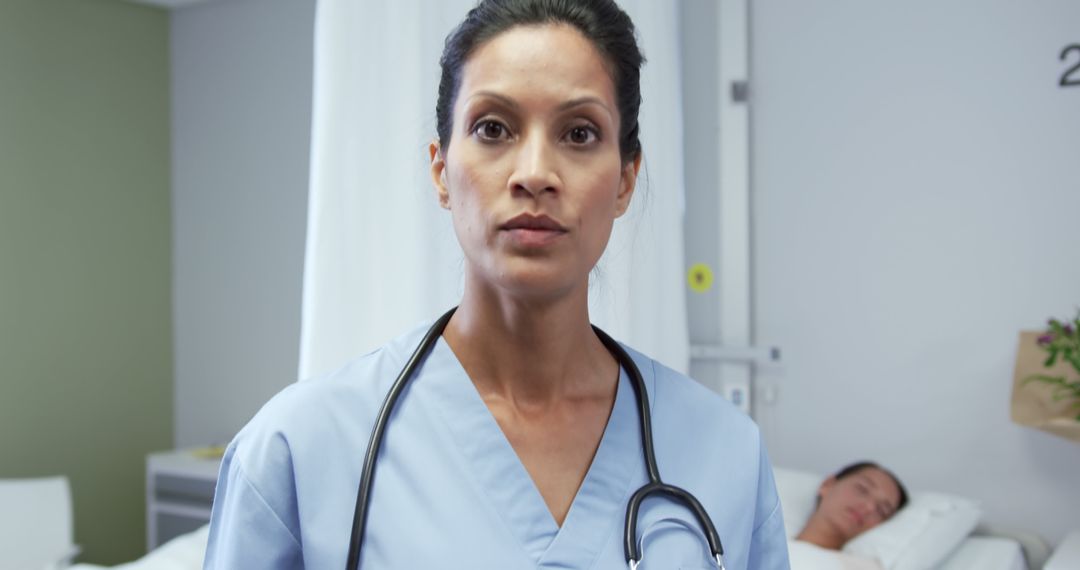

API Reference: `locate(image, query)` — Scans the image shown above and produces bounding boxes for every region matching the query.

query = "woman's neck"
[796,518,846,550]
[443,279,616,407]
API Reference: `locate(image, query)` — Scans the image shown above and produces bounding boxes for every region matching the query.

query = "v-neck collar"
[422,336,643,567]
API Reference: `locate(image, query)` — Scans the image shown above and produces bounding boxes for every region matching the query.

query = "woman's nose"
[859,500,880,523]
[507,131,560,196]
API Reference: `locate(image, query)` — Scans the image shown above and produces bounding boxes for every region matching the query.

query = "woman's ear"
[614,152,642,218]
[818,475,838,499]
[430,140,450,210]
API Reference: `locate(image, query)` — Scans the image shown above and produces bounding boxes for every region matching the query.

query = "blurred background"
[1,0,1077,564]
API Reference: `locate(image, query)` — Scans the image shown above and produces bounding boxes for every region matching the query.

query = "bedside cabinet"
[1045,529,1080,570]
[145,448,223,551]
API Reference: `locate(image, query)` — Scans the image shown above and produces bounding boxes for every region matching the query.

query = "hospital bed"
[56,468,1043,570]
[68,525,207,570]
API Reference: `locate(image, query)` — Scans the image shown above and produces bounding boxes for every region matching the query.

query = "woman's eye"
[474,120,508,141]
[566,125,598,145]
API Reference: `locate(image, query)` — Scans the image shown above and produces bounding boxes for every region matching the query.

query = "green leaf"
[1067,354,1080,375]
[1050,320,1065,335]
[1024,374,1066,386]
[1024,374,1060,386]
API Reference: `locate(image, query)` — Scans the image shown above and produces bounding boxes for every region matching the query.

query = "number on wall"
[1061,44,1080,87]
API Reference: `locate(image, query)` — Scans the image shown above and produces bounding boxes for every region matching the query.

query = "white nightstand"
[1045,529,1080,570]
[145,448,223,551]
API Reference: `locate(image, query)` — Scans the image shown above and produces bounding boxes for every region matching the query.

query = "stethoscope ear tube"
[591,326,662,483]
[345,307,458,570]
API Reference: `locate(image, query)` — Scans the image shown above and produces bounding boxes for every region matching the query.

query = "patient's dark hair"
[834,461,910,511]
[436,0,645,163]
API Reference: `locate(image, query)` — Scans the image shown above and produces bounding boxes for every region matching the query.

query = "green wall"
[0,0,172,564]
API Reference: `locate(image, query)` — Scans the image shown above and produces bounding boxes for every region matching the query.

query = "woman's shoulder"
[228,321,434,463]
[621,343,761,442]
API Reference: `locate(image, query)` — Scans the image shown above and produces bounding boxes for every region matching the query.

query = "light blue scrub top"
[204,321,790,569]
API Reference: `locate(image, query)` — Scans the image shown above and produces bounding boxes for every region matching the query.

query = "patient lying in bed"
[790,461,909,569]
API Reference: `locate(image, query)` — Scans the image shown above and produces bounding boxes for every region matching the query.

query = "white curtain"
[300,0,689,380]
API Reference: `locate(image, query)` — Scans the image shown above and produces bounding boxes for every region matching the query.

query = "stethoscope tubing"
[345,307,457,569]
[345,307,725,569]
[591,326,725,568]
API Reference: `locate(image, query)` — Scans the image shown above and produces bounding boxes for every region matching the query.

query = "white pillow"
[773,468,982,570]
[773,468,822,538]
[844,492,981,570]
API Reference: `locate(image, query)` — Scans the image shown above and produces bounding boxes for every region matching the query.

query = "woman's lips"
[503,227,567,247]
[499,213,568,248]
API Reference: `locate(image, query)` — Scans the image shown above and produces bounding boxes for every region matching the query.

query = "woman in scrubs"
[204,1,790,568]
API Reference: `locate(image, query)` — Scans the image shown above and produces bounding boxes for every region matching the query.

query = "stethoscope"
[345,307,726,570]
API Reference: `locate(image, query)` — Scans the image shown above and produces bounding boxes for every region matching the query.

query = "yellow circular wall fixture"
[687,263,714,293]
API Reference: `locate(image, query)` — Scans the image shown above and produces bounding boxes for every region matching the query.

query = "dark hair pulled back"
[436,0,645,163]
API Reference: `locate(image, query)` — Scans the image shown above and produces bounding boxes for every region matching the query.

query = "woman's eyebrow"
[556,96,611,113]
[465,91,612,115]
[465,91,520,110]
[460,91,613,119]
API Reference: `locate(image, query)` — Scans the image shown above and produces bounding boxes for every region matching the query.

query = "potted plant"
[1026,312,1080,421]
[1010,311,1080,443]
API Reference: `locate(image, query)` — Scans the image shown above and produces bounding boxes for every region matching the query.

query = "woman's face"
[430,24,639,300]
[815,467,902,542]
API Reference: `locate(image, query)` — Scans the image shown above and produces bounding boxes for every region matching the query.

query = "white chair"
[0,476,80,570]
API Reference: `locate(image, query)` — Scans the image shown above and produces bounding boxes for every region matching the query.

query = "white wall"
[751,0,1080,544]
[171,0,315,447]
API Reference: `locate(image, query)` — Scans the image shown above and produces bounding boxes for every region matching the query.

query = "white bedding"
[789,536,1028,570]
[789,540,885,569]
[68,525,208,570]
[937,536,1027,570]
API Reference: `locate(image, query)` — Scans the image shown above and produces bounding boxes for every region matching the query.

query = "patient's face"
[815,466,902,542]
